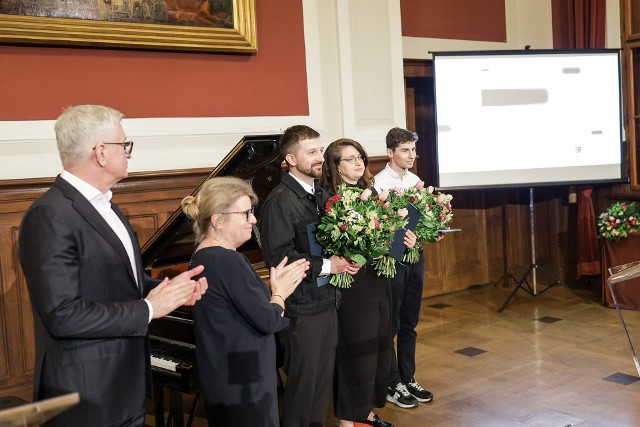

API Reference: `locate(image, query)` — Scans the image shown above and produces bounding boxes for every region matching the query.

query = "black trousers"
[333,266,392,421]
[388,252,425,386]
[278,307,338,427]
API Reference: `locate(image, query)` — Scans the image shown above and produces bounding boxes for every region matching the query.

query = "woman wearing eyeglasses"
[319,139,416,427]
[181,177,309,427]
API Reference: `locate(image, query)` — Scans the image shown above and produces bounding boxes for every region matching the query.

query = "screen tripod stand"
[498,187,590,312]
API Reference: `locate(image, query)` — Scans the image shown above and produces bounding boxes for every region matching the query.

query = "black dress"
[333,257,393,420]
[191,246,289,427]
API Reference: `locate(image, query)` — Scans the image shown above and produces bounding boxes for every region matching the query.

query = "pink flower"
[437,194,446,203]
[398,208,408,219]
[416,181,425,190]
[378,189,390,202]
[340,224,348,232]
[360,188,372,201]
[427,185,435,194]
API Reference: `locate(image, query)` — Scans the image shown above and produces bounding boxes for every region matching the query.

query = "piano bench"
[153,384,201,427]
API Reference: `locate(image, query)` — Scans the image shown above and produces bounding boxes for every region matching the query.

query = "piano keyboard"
[150,335,196,372]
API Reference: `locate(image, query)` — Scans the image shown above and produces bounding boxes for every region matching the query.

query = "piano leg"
[153,384,166,427]
[153,384,202,427]
[186,392,201,427]
[153,385,185,427]
[167,390,185,427]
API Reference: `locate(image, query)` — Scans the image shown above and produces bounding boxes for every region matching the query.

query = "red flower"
[325,202,332,212]
[340,224,348,232]
[328,194,342,205]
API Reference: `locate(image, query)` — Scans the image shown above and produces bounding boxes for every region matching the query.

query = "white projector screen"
[433,49,624,189]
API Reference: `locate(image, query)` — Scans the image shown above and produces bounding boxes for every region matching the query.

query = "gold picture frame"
[0,0,257,53]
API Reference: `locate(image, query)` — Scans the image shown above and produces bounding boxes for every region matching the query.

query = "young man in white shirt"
[374,128,434,409]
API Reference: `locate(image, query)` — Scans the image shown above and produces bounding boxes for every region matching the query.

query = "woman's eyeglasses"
[219,207,255,221]
[340,156,365,165]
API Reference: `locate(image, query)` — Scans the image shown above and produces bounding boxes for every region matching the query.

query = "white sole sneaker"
[386,393,419,409]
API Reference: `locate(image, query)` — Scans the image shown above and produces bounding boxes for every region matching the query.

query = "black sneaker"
[404,377,433,402]
[386,382,419,408]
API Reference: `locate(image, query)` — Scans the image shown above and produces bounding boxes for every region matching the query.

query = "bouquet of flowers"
[316,184,408,288]
[386,181,454,264]
[597,201,640,242]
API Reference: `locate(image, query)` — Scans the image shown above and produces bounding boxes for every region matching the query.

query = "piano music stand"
[0,393,79,427]
[607,261,640,377]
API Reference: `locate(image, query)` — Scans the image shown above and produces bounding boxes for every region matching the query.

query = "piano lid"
[141,134,283,271]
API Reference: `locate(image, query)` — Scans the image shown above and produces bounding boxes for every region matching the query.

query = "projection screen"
[433,49,624,190]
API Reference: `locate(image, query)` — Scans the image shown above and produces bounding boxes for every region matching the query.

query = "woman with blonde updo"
[182,177,309,427]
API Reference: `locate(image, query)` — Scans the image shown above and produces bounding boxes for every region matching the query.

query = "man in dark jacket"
[260,125,358,427]
[18,104,207,426]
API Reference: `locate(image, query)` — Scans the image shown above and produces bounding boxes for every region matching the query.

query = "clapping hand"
[147,265,208,319]
[168,264,208,306]
[270,256,310,301]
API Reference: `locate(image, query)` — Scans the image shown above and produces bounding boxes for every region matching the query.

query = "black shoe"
[404,377,433,402]
[386,382,419,408]
[359,414,395,427]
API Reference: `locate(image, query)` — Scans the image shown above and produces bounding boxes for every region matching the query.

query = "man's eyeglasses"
[219,207,255,221]
[340,156,365,165]
[94,141,134,154]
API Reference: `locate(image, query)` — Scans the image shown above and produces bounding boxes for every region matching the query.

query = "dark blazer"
[18,176,159,427]
[259,171,338,317]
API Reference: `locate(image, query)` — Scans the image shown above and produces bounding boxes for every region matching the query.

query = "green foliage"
[316,184,407,287]
[597,201,640,242]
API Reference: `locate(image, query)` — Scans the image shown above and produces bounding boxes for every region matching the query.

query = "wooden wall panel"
[486,199,507,284]
[0,214,35,400]
[0,169,209,400]
[442,192,490,293]
[424,243,444,297]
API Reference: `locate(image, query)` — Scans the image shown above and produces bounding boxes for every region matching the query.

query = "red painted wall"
[400,0,506,42]
[0,0,308,120]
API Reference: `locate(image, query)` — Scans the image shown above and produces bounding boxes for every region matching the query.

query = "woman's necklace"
[199,234,234,251]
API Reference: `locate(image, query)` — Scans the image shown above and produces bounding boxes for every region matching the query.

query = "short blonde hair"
[182,177,258,244]
[55,105,123,166]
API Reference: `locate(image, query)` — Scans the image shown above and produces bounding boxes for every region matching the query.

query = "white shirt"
[374,163,422,193]
[60,170,154,320]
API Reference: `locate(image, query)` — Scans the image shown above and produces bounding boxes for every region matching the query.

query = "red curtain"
[552,0,606,49]
[551,0,606,277]
[577,187,601,275]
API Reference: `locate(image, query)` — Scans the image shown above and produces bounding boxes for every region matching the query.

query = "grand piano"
[141,134,284,427]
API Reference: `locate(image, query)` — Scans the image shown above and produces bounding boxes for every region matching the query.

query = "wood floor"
[149,282,640,427]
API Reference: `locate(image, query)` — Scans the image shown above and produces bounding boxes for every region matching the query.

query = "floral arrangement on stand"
[597,201,640,242]
[315,184,408,288]
[386,181,454,264]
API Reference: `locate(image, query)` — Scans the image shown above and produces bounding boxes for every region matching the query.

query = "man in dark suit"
[259,125,358,427]
[18,105,208,427]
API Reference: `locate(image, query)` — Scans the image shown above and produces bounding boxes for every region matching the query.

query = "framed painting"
[0,0,257,53]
